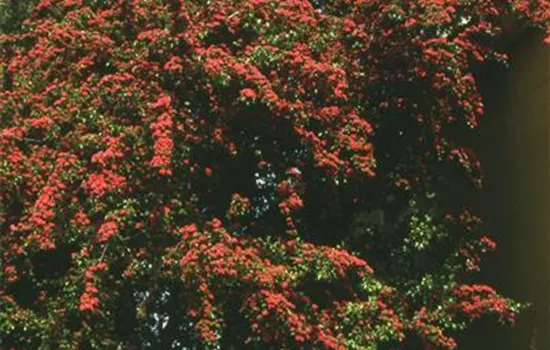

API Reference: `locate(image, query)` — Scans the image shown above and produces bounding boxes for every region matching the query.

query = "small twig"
[99,243,109,261]
[227,11,240,19]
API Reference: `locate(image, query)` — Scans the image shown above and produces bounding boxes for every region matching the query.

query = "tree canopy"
[1,0,549,349]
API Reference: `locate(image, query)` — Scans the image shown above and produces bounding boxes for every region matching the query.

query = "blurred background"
[460,28,549,349]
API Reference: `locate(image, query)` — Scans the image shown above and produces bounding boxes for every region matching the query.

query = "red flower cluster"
[177,220,382,348]
[276,170,305,235]
[453,284,519,324]
[79,282,100,312]
[79,262,107,312]
[97,221,118,243]
[83,170,126,198]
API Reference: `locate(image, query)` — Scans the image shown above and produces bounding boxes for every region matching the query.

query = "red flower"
[240,88,257,99]
[152,94,172,109]
[97,221,119,243]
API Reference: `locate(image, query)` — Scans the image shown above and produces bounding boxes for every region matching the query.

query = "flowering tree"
[1,0,549,348]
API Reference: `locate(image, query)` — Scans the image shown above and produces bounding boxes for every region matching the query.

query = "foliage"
[1,0,549,348]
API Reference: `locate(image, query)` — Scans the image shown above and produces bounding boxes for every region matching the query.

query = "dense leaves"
[1,0,549,349]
